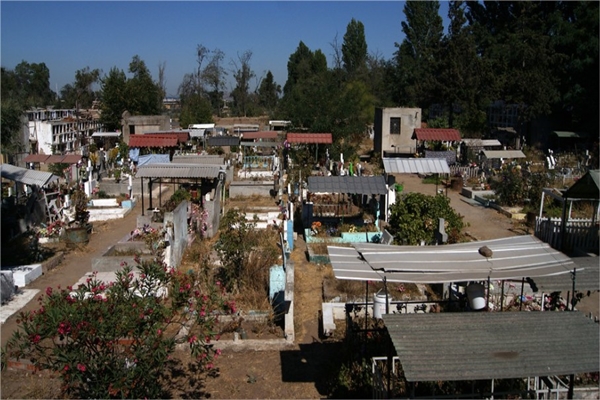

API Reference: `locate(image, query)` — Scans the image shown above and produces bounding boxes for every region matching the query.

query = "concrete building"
[27,108,102,156]
[373,107,422,158]
[121,111,170,144]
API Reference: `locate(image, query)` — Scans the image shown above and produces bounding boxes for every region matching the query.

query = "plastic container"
[373,290,390,319]
[466,283,486,310]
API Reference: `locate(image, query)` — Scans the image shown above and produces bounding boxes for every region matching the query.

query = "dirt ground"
[1,174,596,399]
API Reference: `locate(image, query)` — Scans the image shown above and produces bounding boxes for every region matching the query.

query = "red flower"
[77,363,86,372]
[64,365,69,371]
[46,287,53,296]
[31,334,41,344]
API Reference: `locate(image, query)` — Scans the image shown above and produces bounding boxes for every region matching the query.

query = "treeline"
[1,1,597,159]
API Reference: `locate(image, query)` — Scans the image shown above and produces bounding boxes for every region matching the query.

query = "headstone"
[1,271,16,303]
[435,218,448,245]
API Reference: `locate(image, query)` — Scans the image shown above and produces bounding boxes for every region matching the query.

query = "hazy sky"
[1,1,449,97]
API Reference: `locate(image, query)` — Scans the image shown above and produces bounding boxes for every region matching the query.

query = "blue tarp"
[128,148,140,162]
[137,154,170,167]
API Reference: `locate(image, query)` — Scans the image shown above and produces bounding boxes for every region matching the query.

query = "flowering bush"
[35,220,66,238]
[2,256,235,399]
[189,203,211,237]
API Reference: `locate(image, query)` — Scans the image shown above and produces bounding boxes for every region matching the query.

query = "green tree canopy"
[342,18,368,80]
[178,93,213,128]
[126,55,162,115]
[256,70,281,117]
[230,50,256,117]
[99,67,128,131]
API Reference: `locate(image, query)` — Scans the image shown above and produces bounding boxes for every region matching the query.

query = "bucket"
[373,290,390,319]
[466,283,486,310]
[65,226,89,244]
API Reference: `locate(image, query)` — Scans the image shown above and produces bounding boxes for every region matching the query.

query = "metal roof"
[46,155,67,163]
[564,170,599,200]
[135,163,224,179]
[383,311,600,382]
[128,135,178,148]
[286,133,333,144]
[482,150,526,159]
[61,154,83,164]
[308,176,388,195]
[241,131,279,140]
[328,235,576,284]
[23,154,50,163]
[1,163,59,187]
[239,141,280,147]
[207,136,240,147]
[413,128,461,142]
[461,139,502,147]
[91,132,121,137]
[533,256,599,293]
[383,158,450,174]
[552,131,589,139]
[172,155,225,165]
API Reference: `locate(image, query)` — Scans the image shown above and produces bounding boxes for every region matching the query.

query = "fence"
[535,217,599,252]
[449,165,481,179]
[371,356,400,399]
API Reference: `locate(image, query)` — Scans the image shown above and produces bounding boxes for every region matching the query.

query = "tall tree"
[99,67,128,131]
[12,61,55,107]
[230,50,255,117]
[178,94,213,128]
[202,49,227,116]
[157,61,167,100]
[256,70,281,117]
[342,18,368,80]
[126,55,162,115]
[394,0,444,110]
[59,67,100,110]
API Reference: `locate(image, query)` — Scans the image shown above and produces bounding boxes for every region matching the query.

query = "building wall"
[121,113,170,144]
[374,107,422,158]
[30,118,101,156]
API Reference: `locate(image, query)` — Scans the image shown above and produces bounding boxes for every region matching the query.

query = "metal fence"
[449,165,482,179]
[535,217,599,252]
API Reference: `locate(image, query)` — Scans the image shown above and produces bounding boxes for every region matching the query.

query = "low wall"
[229,180,274,198]
[91,241,154,272]
[304,229,381,244]
[461,187,495,199]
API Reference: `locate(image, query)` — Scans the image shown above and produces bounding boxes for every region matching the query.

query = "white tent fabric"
[137,154,170,167]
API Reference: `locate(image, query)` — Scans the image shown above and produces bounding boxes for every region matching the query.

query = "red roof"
[46,155,67,163]
[286,133,333,144]
[142,131,189,143]
[241,131,279,140]
[24,154,50,163]
[413,128,461,142]
[129,135,178,148]
[61,154,83,164]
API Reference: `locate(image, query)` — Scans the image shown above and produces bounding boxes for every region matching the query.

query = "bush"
[2,256,235,399]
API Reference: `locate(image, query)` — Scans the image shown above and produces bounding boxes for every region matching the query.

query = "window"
[390,117,401,134]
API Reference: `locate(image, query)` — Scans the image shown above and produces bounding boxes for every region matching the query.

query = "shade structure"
[308,175,388,195]
[1,164,59,187]
[482,150,526,159]
[328,235,576,284]
[206,136,240,147]
[564,170,599,200]
[383,311,600,382]
[241,131,279,140]
[413,128,461,142]
[136,163,224,179]
[23,154,50,163]
[383,158,450,174]
[92,132,121,137]
[286,133,332,144]
[128,135,178,148]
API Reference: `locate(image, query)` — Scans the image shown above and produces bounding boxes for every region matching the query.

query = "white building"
[27,108,101,155]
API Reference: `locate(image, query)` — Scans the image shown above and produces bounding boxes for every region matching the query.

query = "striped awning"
[383,158,450,174]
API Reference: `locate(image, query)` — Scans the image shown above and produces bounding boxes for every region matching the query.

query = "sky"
[1,1,450,98]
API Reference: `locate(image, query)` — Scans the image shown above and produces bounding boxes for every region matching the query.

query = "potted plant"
[114,168,122,183]
[65,189,91,244]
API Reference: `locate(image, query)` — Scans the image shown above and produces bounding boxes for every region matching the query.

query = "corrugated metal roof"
[413,128,461,141]
[383,158,450,174]
[46,155,66,163]
[564,170,599,200]
[286,133,333,144]
[23,154,50,163]
[239,141,280,147]
[552,131,589,139]
[1,163,59,187]
[383,311,600,382]
[462,139,502,147]
[172,155,225,165]
[482,150,526,159]
[92,132,121,137]
[207,136,240,147]
[308,176,388,195]
[136,163,223,179]
[61,154,83,164]
[129,135,178,148]
[241,131,279,140]
[533,256,599,293]
[141,131,190,142]
[328,236,576,283]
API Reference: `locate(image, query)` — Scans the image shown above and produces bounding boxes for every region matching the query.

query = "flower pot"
[65,226,89,244]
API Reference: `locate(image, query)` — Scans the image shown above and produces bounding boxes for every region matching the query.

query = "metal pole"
[571,268,577,311]
[141,177,144,216]
[365,281,368,332]
[519,277,525,311]
[500,280,504,312]
[486,276,491,310]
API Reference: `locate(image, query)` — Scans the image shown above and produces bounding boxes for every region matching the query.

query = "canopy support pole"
[141,177,145,216]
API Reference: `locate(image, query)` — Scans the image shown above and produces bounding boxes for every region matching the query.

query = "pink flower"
[188,335,197,344]
[215,349,222,356]
[46,287,53,296]
[31,334,41,344]
[77,363,86,372]
[157,329,162,335]
[207,363,214,370]
[64,365,69,371]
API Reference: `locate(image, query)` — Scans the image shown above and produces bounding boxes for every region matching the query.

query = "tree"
[230,50,256,117]
[202,49,227,116]
[126,55,162,115]
[342,18,368,80]
[60,67,101,110]
[178,94,213,128]
[157,61,167,101]
[394,0,444,109]
[12,61,56,107]
[99,67,128,131]
[0,98,26,159]
[387,192,466,245]
[256,70,281,116]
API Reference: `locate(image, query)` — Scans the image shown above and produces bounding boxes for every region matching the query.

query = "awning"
[564,170,599,200]
[462,139,502,147]
[61,154,83,164]
[1,163,59,187]
[207,136,240,147]
[136,163,224,179]
[23,154,50,163]
[241,131,279,140]
[413,128,461,142]
[46,155,67,163]
[286,133,333,144]
[308,176,388,195]
[552,131,589,139]
[482,150,526,159]
[328,235,575,284]
[383,158,450,174]
[383,311,599,382]
[172,155,225,165]
[128,135,178,148]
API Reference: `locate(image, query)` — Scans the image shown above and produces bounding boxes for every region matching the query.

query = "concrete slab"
[0,289,40,324]
[12,264,43,287]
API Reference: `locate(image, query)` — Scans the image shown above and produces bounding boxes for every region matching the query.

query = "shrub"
[2,256,235,399]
